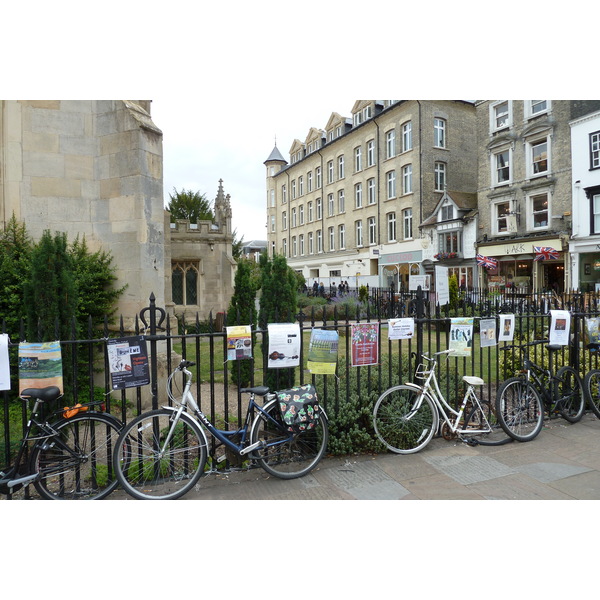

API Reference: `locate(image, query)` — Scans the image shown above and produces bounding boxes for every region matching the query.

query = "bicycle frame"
[513,342,561,410]
[404,350,491,436]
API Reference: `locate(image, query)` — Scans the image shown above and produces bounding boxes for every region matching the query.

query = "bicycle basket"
[415,363,430,380]
[276,384,321,433]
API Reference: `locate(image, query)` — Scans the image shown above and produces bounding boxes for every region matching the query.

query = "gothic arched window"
[172,262,199,305]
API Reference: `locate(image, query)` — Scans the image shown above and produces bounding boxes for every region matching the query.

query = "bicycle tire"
[583,369,600,419]
[495,377,544,442]
[463,400,513,446]
[373,385,437,454]
[113,409,208,500]
[250,399,328,479]
[555,366,585,423]
[29,412,125,500]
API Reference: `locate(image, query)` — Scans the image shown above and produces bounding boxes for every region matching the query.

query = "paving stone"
[423,454,515,485]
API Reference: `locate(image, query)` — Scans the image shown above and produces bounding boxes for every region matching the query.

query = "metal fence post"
[139,293,166,411]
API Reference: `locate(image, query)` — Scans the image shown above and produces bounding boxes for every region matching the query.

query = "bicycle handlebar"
[500,340,549,352]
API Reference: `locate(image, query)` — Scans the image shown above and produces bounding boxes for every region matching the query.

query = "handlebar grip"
[179,359,196,369]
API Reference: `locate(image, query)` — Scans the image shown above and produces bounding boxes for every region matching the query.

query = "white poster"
[267,323,301,368]
[388,318,415,340]
[435,265,450,306]
[480,319,497,348]
[409,275,430,291]
[449,318,474,356]
[498,314,515,341]
[549,310,570,346]
[0,334,10,391]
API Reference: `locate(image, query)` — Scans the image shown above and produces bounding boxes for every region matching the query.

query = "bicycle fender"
[402,382,424,392]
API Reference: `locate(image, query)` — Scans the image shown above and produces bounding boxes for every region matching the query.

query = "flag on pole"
[533,246,559,261]
[476,253,498,269]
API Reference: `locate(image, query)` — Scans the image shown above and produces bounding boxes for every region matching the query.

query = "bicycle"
[0,387,126,500]
[582,343,600,419]
[495,340,585,442]
[112,359,329,500]
[372,349,510,454]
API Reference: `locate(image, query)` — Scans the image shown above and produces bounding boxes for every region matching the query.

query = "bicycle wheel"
[555,366,585,423]
[583,369,600,419]
[30,412,125,500]
[463,400,512,446]
[250,400,328,479]
[114,409,208,500]
[495,377,544,442]
[373,385,437,454]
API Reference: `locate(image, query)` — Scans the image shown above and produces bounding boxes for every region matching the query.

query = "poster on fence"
[435,265,450,306]
[0,334,10,391]
[498,314,515,342]
[107,336,150,389]
[226,325,253,361]
[584,317,600,347]
[267,323,300,368]
[18,341,63,394]
[351,323,379,367]
[388,318,414,340]
[449,318,474,356]
[549,310,570,346]
[307,328,339,375]
[480,319,497,348]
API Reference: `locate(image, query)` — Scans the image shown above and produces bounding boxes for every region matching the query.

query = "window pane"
[185,268,198,305]
[172,269,183,305]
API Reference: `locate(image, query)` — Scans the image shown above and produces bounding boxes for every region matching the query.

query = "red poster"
[351,323,379,367]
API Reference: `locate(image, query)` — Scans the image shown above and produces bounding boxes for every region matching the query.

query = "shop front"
[477,237,567,293]
[379,250,424,291]
[569,238,600,292]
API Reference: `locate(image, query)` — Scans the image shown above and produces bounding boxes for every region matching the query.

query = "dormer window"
[440,199,454,221]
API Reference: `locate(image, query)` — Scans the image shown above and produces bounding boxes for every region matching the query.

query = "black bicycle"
[495,340,585,442]
[0,387,127,499]
[582,343,600,419]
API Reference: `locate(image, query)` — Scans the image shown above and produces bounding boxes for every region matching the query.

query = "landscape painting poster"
[107,336,150,389]
[449,318,474,356]
[18,341,63,394]
[480,319,497,348]
[307,328,339,375]
[226,325,253,361]
[267,323,300,368]
[351,323,379,367]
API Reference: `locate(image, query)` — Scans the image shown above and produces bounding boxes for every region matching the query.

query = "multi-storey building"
[475,100,600,293]
[265,100,477,291]
[569,109,600,291]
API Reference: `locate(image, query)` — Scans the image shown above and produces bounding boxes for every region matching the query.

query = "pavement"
[111,411,600,500]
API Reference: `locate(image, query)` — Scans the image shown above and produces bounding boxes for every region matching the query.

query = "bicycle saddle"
[462,376,484,386]
[240,386,270,396]
[546,344,562,352]
[20,386,62,402]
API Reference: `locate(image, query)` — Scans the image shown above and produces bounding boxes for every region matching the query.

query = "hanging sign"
[267,323,300,368]
[107,336,150,389]
[351,323,379,367]
[18,341,63,394]
[388,318,415,340]
[307,329,339,375]
[226,325,253,361]
[0,334,10,391]
[449,318,474,356]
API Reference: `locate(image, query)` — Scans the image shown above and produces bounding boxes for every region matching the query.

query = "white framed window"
[403,208,413,240]
[438,230,461,254]
[386,170,396,199]
[527,137,550,178]
[339,224,346,249]
[282,238,287,257]
[316,166,322,188]
[434,118,446,148]
[402,164,412,194]
[299,204,304,225]
[307,171,313,192]
[308,231,314,254]
[402,121,412,152]
[270,189,275,207]
[525,100,550,119]
[282,211,287,230]
[492,148,511,186]
[292,236,297,257]
[298,176,303,196]
[299,234,305,256]
[355,220,363,247]
[327,160,334,183]
[329,226,335,251]
[355,183,363,208]
[291,180,296,199]
[291,207,297,228]
[355,146,362,172]
[590,131,600,169]
[435,162,446,191]
[316,197,322,220]
[440,199,454,221]
[387,212,396,242]
[528,191,550,230]
[328,193,335,217]
[338,189,345,213]
[367,140,375,167]
[317,229,323,253]
[368,217,377,245]
[270,215,276,232]
[308,201,313,222]
[338,155,345,179]
[386,129,396,159]
[492,199,512,235]
[281,184,287,204]
[490,101,511,132]
[368,178,376,204]
[593,194,600,234]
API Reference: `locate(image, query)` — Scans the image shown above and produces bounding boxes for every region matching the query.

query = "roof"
[264,145,287,164]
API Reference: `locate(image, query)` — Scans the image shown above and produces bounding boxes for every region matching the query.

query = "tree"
[167,188,213,223]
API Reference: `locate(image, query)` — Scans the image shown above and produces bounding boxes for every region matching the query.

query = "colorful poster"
[498,314,515,342]
[226,325,253,361]
[307,329,339,375]
[107,336,150,389]
[549,310,570,346]
[388,318,414,340]
[18,341,63,393]
[584,317,600,347]
[267,323,300,368]
[449,318,473,356]
[351,323,379,367]
[0,334,10,391]
[435,265,450,306]
[479,319,497,348]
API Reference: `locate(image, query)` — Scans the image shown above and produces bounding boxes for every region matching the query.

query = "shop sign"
[380,250,423,265]
[480,238,562,257]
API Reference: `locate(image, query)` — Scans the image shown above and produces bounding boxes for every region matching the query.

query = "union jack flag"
[533,246,559,261]
[476,254,498,269]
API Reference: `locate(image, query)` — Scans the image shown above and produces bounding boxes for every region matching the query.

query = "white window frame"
[526,136,550,178]
[291,207,297,228]
[355,220,363,247]
[298,176,303,196]
[299,234,305,256]
[329,226,335,251]
[339,224,346,249]
[317,229,323,253]
[355,146,362,172]
[282,238,287,257]
[367,178,376,205]
[368,217,377,245]
[527,190,551,231]
[316,197,322,220]
[386,129,396,159]
[367,140,375,167]
[387,212,396,242]
[291,180,296,199]
[299,204,304,225]
[492,198,512,236]
[490,100,512,132]
[434,118,446,148]
[525,100,550,119]
[281,184,287,204]
[440,199,454,221]
[328,193,335,217]
[316,166,322,188]
[282,211,287,230]
[327,160,334,183]
[338,189,345,213]
[292,236,297,257]
[355,183,363,208]
[403,208,413,240]
[338,155,345,179]
[308,201,313,222]
[591,131,600,169]
[434,162,446,191]
[270,215,276,232]
[307,171,313,192]
[402,164,412,194]
[308,231,314,254]
[492,147,512,186]
[386,170,396,199]
[402,121,412,152]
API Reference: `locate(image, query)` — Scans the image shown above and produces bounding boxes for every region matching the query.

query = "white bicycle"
[373,349,510,454]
